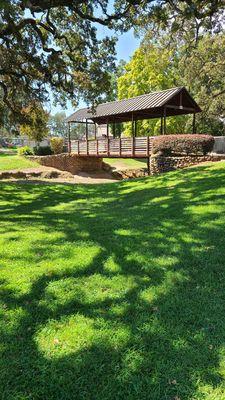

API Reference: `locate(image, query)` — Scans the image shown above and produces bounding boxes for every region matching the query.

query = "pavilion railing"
[70,136,155,157]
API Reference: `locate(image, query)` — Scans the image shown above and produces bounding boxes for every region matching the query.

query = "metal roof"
[66,87,201,124]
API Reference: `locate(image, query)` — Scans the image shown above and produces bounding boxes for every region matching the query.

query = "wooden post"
[94,123,97,140]
[192,112,196,133]
[77,140,80,155]
[107,136,110,156]
[147,135,150,156]
[85,119,88,155]
[132,136,135,157]
[68,122,71,153]
[147,157,150,175]
[160,116,163,135]
[134,120,137,137]
[131,113,134,137]
[163,107,167,134]
[85,119,88,140]
[119,137,122,156]
[106,120,109,156]
[96,138,99,156]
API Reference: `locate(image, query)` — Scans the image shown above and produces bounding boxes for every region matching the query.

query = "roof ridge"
[65,86,201,123]
[71,87,183,114]
[91,86,183,108]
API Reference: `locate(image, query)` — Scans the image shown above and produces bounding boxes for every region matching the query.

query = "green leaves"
[20,102,49,143]
[117,21,225,136]
[117,42,179,136]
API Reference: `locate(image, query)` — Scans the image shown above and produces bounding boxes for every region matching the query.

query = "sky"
[49,29,141,117]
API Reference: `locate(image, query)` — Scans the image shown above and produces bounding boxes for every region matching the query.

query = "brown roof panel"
[66,87,201,124]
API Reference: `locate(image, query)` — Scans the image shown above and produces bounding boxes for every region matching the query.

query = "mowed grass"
[104,157,147,169]
[1,162,225,399]
[0,153,39,171]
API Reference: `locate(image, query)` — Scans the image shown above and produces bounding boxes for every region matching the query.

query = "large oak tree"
[0,1,224,124]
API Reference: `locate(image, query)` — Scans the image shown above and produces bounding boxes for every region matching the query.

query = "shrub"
[33,145,52,156]
[50,137,64,154]
[152,134,215,156]
[17,146,34,156]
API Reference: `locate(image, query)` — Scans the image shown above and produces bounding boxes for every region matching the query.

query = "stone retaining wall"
[27,153,225,178]
[150,154,225,174]
[28,154,103,174]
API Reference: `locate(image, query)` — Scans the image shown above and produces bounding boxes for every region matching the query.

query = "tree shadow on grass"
[1,164,225,399]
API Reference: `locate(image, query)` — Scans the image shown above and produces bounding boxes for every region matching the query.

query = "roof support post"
[85,119,89,155]
[192,112,196,134]
[134,120,137,137]
[68,122,71,154]
[131,113,134,137]
[119,137,122,156]
[107,120,109,156]
[94,123,97,140]
[160,116,163,135]
[163,107,167,134]
[85,119,88,141]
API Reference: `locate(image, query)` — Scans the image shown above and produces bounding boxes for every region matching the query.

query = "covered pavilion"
[65,86,201,158]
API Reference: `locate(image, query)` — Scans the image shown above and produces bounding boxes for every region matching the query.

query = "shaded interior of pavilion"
[66,87,201,146]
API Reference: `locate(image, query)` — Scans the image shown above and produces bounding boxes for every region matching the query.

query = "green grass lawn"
[1,162,225,399]
[104,157,147,169]
[0,153,39,171]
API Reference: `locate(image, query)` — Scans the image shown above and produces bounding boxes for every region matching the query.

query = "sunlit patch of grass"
[0,153,39,171]
[104,158,147,169]
[36,314,131,359]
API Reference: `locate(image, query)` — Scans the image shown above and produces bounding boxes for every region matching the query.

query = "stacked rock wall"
[150,154,225,174]
[28,154,103,174]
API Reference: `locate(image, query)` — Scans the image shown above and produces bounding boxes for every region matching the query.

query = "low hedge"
[33,145,53,156]
[152,134,214,156]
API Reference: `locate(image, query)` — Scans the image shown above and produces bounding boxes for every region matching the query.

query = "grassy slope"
[1,162,225,399]
[104,157,147,169]
[0,153,39,171]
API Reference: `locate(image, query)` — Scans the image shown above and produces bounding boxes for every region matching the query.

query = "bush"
[17,146,34,156]
[33,146,52,156]
[50,137,64,154]
[152,134,215,156]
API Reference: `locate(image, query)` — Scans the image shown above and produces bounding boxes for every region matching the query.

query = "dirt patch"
[0,166,73,180]
[0,165,118,184]
[70,171,117,184]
